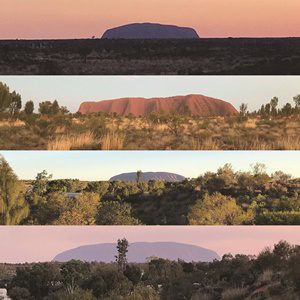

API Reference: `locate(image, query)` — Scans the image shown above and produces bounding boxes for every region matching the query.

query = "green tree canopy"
[188,192,252,225]
[0,82,22,114]
[116,238,129,271]
[55,192,100,225]
[24,100,34,115]
[96,201,141,225]
[0,156,29,225]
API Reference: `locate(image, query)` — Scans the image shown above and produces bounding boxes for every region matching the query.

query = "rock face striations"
[101,23,200,39]
[53,242,220,263]
[110,172,185,182]
[78,94,238,117]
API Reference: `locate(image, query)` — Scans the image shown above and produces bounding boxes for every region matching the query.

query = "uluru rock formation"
[110,172,185,182]
[101,23,200,39]
[78,94,238,117]
[53,242,220,263]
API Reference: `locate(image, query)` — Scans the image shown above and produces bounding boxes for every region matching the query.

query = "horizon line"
[1,36,300,41]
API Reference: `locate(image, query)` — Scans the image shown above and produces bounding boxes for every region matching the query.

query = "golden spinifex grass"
[47,132,95,150]
[1,114,300,150]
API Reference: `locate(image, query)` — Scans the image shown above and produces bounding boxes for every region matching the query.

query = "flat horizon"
[2,36,300,41]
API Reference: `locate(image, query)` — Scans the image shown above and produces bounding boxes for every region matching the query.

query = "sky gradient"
[1,151,300,180]
[1,0,300,39]
[0,226,299,263]
[0,76,299,113]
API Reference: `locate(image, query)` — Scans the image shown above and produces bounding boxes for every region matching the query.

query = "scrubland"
[1,155,300,225]
[1,113,300,150]
[1,240,300,300]
[1,38,300,75]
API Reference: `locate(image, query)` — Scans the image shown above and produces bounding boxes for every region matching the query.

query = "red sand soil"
[78,94,238,117]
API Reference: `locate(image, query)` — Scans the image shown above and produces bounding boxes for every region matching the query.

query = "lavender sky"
[0,226,299,263]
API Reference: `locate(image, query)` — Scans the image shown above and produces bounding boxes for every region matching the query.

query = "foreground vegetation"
[1,156,299,225]
[1,38,300,75]
[0,82,300,150]
[1,240,299,300]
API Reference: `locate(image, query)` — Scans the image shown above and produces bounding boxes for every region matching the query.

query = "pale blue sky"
[0,76,299,112]
[1,151,299,180]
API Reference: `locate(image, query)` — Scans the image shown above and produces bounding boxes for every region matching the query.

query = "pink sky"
[1,0,300,39]
[0,226,299,263]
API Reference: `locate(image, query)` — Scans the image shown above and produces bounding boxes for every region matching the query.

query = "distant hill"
[110,172,185,182]
[78,94,238,117]
[101,23,200,39]
[53,242,220,263]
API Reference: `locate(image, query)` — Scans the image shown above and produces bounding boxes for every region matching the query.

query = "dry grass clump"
[0,119,25,127]
[191,294,213,300]
[189,137,220,150]
[101,131,124,150]
[276,135,300,150]
[47,132,96,150]
[221,287,248,300]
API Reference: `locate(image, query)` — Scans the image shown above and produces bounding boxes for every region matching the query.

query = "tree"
[32,170,52,196]
[251,163,267,176]
[8,91,22,116]
[293,95,300,114]
[265,103,271,115]
[188,193,251,225]
[24,100,34,115]
[8,287,31,300]
[0,82,11,112]
[281,103,293,116]
[84,181,109,196]
[115,238,129,271]
[29,192,68,225]
[293,94,300,108]
[166,114,183,137]
[124,264,142,285]
[0,156,29,225]
[52,100,60,115]
[55,193,100,225]
[250,163,269,187]
[271,171,292,183]
[39,101,53,115]
[11,263,61,299]
[217,163,236,187]
[96,201,141,225]
[136,170,142,184]
[239,103,248,117]
[259,104,267,118]
[60,260,91,294]
[287,251,300,292]
[270,97,279,115]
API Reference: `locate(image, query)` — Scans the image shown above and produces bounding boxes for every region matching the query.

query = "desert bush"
[257,269,274,286]
[188,193,251,225]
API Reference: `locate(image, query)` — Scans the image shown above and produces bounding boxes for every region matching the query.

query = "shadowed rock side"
[53,242,220,263]
[110,172,185,182]
[101,23,200,39]
[78,94,238,117]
